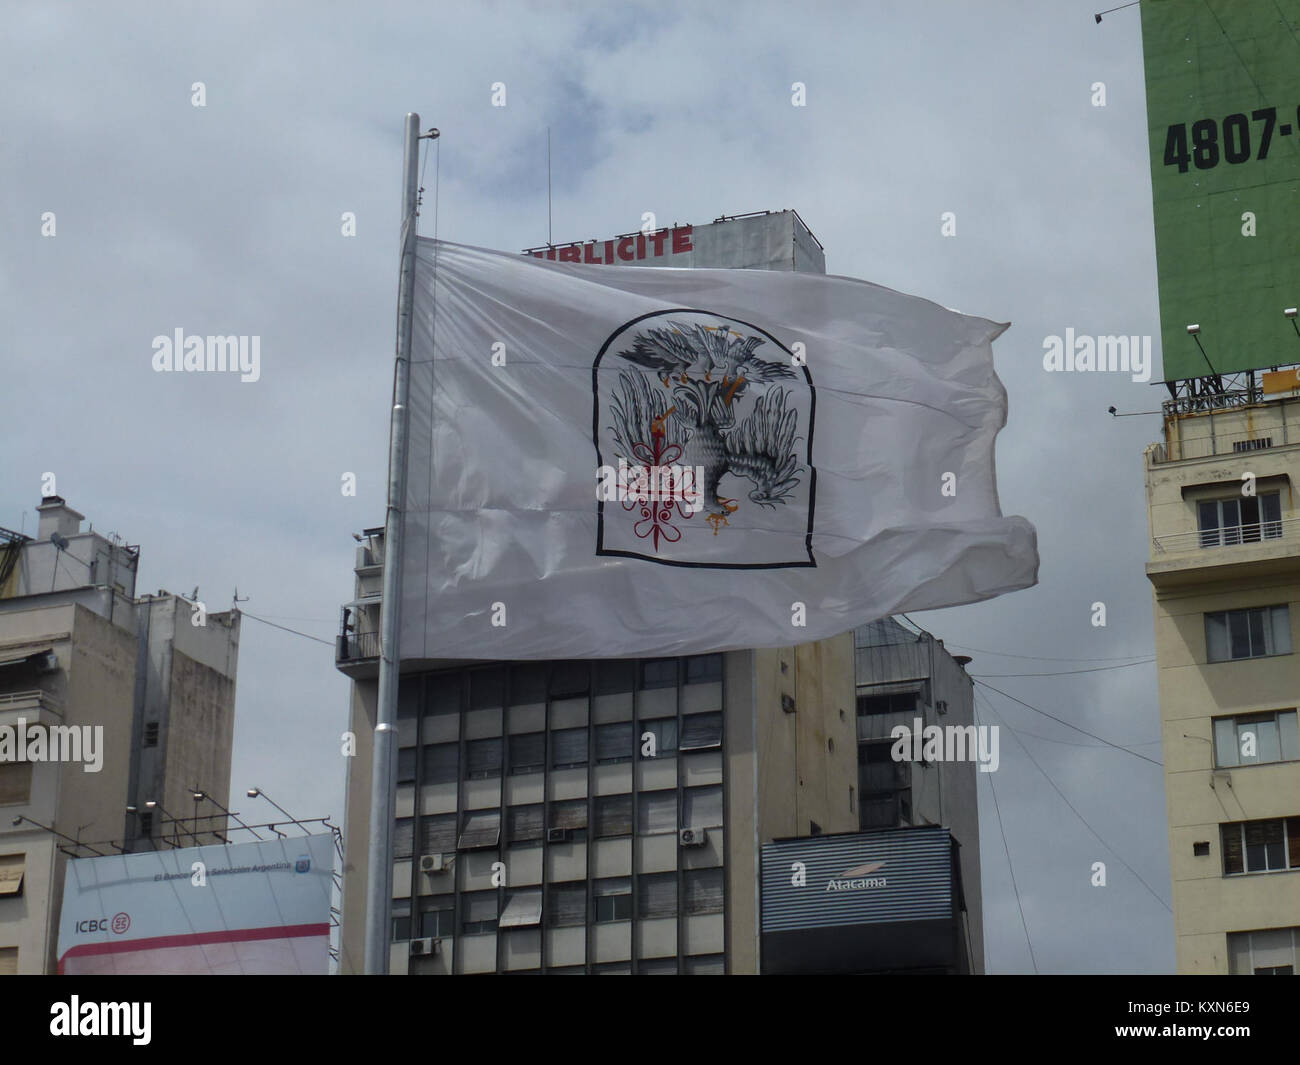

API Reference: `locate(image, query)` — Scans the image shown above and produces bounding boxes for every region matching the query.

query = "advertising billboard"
[57,834,333,975]
[523,209,826,274]
[1142,0,1300,381]
[760,826,959,973]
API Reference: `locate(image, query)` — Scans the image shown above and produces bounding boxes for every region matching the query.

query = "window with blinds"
[638,790,677,835]
[397,746,417,785]
[422,742,458,785]
[508,804,544,843]
[595,722,634,763]
[639,958,679,974]
[508,732,546,774]
[420,814,457,855]
[466,737,502,778]
[679,712,722,751]
[1221,817,1300,874]
[461,890,499,934]
[684,653,722,684]
[640,659,677,689]
[394,817,415,859]
[684,954,725,974]
[0,854,24,898]
[551,727,588,768]
[458,810,501,850]
[0,762,32,806]
[683,785,723,829]
[640,718,677,758]
[391,898,412,941]
[549,800,588,838]
[547,882,586,927]
[500,889,543,929]
[637,872,677,919]
[594,793,633,837]
[684,867,724,915]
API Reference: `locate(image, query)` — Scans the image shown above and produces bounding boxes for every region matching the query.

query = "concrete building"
[0,497,241,974]
[850,616,983,973]
[336,533,983,973]
[1145,390,1300,974]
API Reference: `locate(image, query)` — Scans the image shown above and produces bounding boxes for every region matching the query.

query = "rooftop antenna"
[547,126,553,245]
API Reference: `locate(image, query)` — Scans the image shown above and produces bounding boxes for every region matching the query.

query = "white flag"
[400,239,1037,660]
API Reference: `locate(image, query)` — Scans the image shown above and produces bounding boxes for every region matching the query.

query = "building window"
[420,814,457,856]
[469,668,505,710]
[427,674,461,715]
[458,810,501,851]
[394,817,415,860]
[1228,927,1299,975]
[500,889,543,929]
[461,890,499,935]
[639,718,677,758]
[509,664,547,706]
[421,742,458,785]
[596,659,635,694]
[682,785,723,830]
[638,872,677,919]
[138,811,153,837]
[550,661,590,698]
[684,653,722,685]
[1214,710,1300,768]
[0,762,32,806]
[638,790,677,836]
[679,712,722,752]
[594,793,633,838]
[683,868,724,915]
[0,854,25,898]
[550,727,588,769]
[507,804,544,844]
[508,732,545,775]
[638,958,678,974]
[684,954,725,974]
[1198,492,1282,548]
[0,947,15,975]
[548,799,587,841]
[1206,606,1291,663]
[419,895,454,938]
[857,691,917,716]
[547,882,586,927]
[1221,818,1300,875]
[397,746,417,785]
[858,741,910,830]
[142,721,159,747]
[639,659,677,689]
[593,878,632,922]
[595,722,634,764]
[466,737,503,779]
[391,899,412,941]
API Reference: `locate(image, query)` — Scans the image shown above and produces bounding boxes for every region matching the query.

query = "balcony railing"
[1150,428,1292,464]
[1152,517,1297,555]
[336,630,381,663]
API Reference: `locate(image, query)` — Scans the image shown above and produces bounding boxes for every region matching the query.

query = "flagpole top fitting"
[421,128,440,140]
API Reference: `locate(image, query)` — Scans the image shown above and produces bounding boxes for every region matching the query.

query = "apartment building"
[1146,390,1300,974]
[0,496,240,974]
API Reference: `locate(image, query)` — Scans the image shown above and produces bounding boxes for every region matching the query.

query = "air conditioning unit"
[546,828,571,843]
[678,827,708,848]
[419,854,446,873]
[409,937,440,957]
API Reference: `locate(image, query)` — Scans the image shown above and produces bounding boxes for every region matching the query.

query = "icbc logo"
[75,913,130,934]
[111,912,130,935]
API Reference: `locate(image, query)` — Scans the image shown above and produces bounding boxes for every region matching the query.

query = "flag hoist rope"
[365,113,436,974]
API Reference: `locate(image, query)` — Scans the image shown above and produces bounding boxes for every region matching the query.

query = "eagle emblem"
[593,309,816,568]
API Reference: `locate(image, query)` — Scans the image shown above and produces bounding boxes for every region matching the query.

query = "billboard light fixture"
[1284,308,1297,319]
[1186,323,1201,335]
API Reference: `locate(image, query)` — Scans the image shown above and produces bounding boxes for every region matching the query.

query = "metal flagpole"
[365,112,423,974]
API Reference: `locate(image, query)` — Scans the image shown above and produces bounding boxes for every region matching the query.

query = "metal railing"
[1153,427,1291,463]
[0,689,63,712]
[1152,517,1296,555]
[336,630,382,663]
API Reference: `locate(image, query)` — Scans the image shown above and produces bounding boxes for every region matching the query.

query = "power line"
[948,642,1154,664]
[975,679,1163,767]
[974,697,1038,974]
[971,658,1155,678]
[240,610,334,646]
[976,689,1172,914]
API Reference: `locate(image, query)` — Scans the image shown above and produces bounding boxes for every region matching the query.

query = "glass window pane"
[1221,824,1244,874]
[509,732,545,774]
[640,718,677,758]
[1247,609,1267,657]
[684,653,723,684]
[1198,500,1220,535]
[397,747,417,785]
[1226,611,1250,659]
[419,895,454,939]
[391,899,411,941]
[1288,818,1300,870]
[1280,710,1299,761]
[550,661,590,697]
[640,659,677,689]
[1206,613,1229,662]
[1214,717,1238,767]
[394,817,414,859]
[458,810,501,850]
[1270,606,1291,654]
[428,674,461,715]
[1255,717,1281,763]
[470,668,505,709]
[509,664,547,705]
[596,659,635,694]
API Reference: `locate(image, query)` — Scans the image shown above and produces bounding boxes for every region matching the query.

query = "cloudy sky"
[3,0,1172,973]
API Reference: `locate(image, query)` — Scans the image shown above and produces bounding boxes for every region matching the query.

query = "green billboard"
[1142,0,1300,381]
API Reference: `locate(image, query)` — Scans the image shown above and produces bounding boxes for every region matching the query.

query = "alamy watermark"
[151,329,260,382]
[890,718,999,773]
[0,719,103,773]
[1043,329,1151,383]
